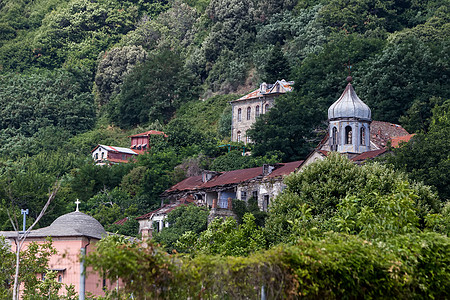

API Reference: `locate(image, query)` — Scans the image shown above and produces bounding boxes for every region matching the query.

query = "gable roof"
[231,80,294,103]
[91,144,139,155]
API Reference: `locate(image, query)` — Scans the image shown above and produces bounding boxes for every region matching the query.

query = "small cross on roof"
[75,199,81,212]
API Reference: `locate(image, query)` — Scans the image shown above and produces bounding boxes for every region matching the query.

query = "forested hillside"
[0,0,449,234]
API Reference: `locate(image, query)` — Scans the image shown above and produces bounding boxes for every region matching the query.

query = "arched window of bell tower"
[360,127,365,145]
[345,126,352,144]
[332,127,338,151]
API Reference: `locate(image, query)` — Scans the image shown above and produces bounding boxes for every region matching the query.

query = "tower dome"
[328,79,371,121]
[328,77,371,154]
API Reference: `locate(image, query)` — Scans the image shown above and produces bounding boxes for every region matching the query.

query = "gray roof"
[0,212,106,240]
[328,83,371,121]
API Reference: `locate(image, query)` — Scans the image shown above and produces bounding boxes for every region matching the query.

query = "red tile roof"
[114,217,128,225]
[391,134,415,148]
[371,121,409,149]
[231,80,294,102]
[351,148,387,162]
[129,130,168,138]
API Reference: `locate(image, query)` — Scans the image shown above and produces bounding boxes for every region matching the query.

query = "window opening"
[332,127,338,151]
[345,126,352,144]
[247,107,251,120]
[255,105,260,117]
[241,191,247,201]
[238,108,242,122]
[360,127,365,145]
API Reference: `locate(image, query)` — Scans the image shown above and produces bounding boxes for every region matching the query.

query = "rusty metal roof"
[165,175,204,193]
[265,161,303,178]
[163,161,304,196]
[202,167,263,188]
[351,148,387,162]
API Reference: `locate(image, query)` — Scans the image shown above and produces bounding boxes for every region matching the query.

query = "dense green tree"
[177,213,266,256]
[0,237,15,298]
[209,150,282,172]
[357,37,450,123]
[69,162,134,204]
[153,205,209,252]
[134,149,182,209]
[263,43,291,83]
[293,34,385,111]
[264,153,440,244]
[247,93,323,162]
[122,1,198,51]
[94,45,148,106]
[0,68,95,158]
[385,100,450,201]
[319,0,401,33]
[109,50,198,128]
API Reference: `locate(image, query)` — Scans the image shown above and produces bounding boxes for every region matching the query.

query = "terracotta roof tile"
[391,134,415,148]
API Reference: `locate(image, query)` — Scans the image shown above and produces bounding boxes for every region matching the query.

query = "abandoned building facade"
[230,79,294,144]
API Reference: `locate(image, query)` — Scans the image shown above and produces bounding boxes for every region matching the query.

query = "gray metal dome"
[328,83,371,121]
[26,211,106,239]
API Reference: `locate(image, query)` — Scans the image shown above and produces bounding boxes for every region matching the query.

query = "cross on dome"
[75,199,81,212]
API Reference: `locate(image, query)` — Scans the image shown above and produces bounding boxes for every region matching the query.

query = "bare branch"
[20,180,61,242]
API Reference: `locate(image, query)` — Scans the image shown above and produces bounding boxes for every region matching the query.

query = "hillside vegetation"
[0,0,449,236]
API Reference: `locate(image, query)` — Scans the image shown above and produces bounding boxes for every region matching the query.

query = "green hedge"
[88,232,450,299]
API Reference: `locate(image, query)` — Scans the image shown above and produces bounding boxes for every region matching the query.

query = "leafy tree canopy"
[264,153,440,244]
[109,50,199,128]
[153,205,209,252]
[385,99,450,201]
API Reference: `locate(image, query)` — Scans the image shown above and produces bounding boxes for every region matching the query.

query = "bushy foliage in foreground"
[87,232,450,299]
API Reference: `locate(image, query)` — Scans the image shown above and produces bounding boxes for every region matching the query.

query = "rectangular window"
[252,191,258,199]
[241,191,247,201]
[264,195,270,211]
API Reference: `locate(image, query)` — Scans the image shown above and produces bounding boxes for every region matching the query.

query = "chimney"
[260,82,267,94]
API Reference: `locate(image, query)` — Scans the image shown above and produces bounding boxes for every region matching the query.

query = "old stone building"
[230,79,293,144]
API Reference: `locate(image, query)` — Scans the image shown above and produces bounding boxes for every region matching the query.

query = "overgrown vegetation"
[0,0,449,296]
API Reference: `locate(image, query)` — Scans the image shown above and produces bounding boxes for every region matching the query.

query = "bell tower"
[328,76,371,154]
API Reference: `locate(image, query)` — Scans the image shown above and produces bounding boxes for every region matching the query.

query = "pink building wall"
[18,237,117,297]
